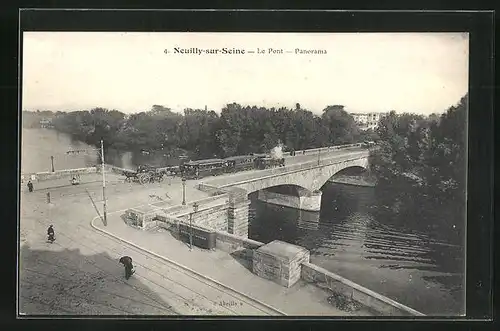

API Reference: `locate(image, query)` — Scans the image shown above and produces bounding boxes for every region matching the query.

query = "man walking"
[119,256,135,280]
[27,180,34,192]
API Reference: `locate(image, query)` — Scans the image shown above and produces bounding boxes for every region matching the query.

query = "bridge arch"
[309,158,369,191]
[199,151,370,237]
[206,153,370,194]
[257,184,314,197]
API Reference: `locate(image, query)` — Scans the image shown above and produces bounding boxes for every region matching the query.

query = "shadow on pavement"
[19,244,179,316]
[229,249,253,272]
[167,228,196,250]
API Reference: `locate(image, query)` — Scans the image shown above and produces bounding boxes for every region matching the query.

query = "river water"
[21,128,176,173]
[248,184,465,316]
[21,128,465,316]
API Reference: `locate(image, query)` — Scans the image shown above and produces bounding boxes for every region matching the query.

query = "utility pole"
[101,139,107,226]
[66,144,107,225]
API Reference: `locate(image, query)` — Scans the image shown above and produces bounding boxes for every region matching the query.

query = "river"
[21,128,465,316]
[248,184,465,316]
[21,128,177,173]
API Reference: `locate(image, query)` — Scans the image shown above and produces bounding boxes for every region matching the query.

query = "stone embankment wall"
[21,167,98,182]
[301,262,425,316]
[140,188,249,237]
[206,230,425,317]
[214,231,265,264]
[175,202,229,232]
[21,164,135,183]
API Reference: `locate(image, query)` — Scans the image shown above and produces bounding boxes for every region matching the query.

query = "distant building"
[350,112,386,131]
[39,118,53,129]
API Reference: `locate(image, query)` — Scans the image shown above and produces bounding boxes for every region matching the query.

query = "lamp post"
[181,177,186,205]
[189,202,199,250]
[50,156,55,172]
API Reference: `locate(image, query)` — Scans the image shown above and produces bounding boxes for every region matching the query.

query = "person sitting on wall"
[27,180,34,192]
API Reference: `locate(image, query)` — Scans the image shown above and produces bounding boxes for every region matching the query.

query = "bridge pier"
[228,201,250,238]
[227,188,250,238]
[257,188,322,212]
[299,190,322,212]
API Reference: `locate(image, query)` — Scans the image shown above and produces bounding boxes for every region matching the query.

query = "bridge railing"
[290,143,365,157]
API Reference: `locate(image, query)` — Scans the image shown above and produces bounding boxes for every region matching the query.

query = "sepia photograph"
[19,31,469,317]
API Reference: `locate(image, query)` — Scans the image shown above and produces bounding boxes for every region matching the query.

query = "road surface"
[19,178,283,316]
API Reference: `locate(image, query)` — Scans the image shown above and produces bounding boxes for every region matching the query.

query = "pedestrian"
[119,256,135,280]
[27,180,34,192]
[47,225,55,243]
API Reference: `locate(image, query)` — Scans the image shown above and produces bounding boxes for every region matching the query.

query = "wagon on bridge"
[254,156,285,170]
[122,165,171,184]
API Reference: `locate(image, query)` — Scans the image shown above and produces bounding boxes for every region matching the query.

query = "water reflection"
[249,183,465,315]
[22,129,186,173]
[22,129,100,173]
[297,210,320,231]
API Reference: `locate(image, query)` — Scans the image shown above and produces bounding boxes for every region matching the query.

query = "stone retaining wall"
[21,167,98,182]
[176,202,229,232]
[214,231,265,263]
[301,262,425,316]
[203,229,426,316]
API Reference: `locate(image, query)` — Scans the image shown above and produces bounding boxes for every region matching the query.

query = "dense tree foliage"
[23,103,378,158]
[369,95,467,244]
[23,97,465,244]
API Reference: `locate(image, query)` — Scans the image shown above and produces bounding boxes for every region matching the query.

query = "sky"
[22,32,469,115]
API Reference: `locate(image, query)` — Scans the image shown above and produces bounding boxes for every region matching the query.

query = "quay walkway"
[91,209,374,316]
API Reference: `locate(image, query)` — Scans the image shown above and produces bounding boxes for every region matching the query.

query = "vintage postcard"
[20,31,468,317]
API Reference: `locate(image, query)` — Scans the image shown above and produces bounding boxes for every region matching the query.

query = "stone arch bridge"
[198,149,370,236]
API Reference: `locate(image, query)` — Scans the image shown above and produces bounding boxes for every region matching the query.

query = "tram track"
[83,218,285,315]
[20,199,285,316]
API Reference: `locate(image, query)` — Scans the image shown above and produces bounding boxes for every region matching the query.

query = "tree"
[321,105,359,145]
[369,94,467,244]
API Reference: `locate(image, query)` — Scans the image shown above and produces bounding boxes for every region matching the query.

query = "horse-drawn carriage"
[122,165,170,184]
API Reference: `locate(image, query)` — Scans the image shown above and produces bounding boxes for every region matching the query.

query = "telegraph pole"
[66,143,107,225]
[101,139,107,225]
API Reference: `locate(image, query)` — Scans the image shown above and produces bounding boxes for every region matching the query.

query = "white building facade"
[350,112,385,131]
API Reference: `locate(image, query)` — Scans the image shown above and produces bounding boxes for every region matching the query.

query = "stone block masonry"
[222,187,251,238]
[227,200,250,238]
[124,206,158,231]
[300,262,425,316]
[176,203,229,232]
[253,240,310,288]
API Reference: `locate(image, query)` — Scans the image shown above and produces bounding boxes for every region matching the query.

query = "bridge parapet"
[210,150,370,191]
[293,142,364,156]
